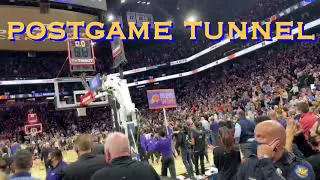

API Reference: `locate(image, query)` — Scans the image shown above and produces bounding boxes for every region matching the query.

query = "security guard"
[90,132,160,180]
[46,149,67,180]
[236,120,315,180]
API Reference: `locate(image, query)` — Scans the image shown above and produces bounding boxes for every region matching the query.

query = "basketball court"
[31,150,214,180]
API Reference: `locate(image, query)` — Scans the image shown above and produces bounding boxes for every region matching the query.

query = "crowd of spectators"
[0,0,319,179]
[1,32,319,140]
[0,103,113,140]
[132,33,320,130]
[0,0,319,139]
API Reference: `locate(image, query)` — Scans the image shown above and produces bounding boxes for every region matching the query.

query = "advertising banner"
[147,89,177,109]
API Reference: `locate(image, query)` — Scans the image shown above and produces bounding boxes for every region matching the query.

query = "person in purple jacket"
[150,122,176,179]
[209,116,220,146]
[146,134,160,164]
[138,129,148,162]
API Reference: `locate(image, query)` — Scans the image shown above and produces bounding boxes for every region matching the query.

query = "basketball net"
[30,128,37,137]
[77,107,87,117]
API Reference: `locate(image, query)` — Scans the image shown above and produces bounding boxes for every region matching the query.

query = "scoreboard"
[67,38,96,72]
[111,36,127,68]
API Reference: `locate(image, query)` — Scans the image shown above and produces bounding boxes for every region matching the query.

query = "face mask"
[46,159,53,168]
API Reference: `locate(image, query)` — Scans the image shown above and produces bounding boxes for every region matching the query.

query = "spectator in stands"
[91,132,160,180]
[254,116,271,124]
[296,102,318,138]
[234,111,256,159]
[305,119,320,180]
[10,149,39,180]
[268,110,286,128]
[63,134,106,180]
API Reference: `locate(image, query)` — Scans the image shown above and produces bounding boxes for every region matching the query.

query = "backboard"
[25,123,42,135]
[53,77,109,111]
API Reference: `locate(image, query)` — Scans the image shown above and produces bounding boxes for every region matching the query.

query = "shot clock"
[67,38,96,72]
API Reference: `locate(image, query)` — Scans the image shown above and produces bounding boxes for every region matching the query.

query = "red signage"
[27,113,39,124]
[25,113,42,135]
[25,123,42,135]
[80,91,95,106]
[0,95,8,100]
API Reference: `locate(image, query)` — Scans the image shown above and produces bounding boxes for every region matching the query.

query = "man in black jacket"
[192,121,207,177]
[63,134,107,180]
[176,124,195,180]
[90,132,160,180]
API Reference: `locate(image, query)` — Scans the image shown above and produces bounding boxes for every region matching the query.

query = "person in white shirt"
[290,84,299,96]
[200,117,210,131]
[289,96,299,106]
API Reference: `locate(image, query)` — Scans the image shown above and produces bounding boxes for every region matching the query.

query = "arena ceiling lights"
[107,14,115,22]
[186,15,197,22]
[137,1,151,5]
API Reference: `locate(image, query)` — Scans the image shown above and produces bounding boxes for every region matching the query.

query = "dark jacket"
[46,161,68,180]
[1,153,12,166]
[41,147,51,161]
[90,156,160,180]
[62,152,107,180]
[214,146,241,180]
[236,151,315,180]
[238,119,255,144]
[176,131,192,151]
[92,144,104,156]
[306,153,320,180]
[293,132,318,158]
